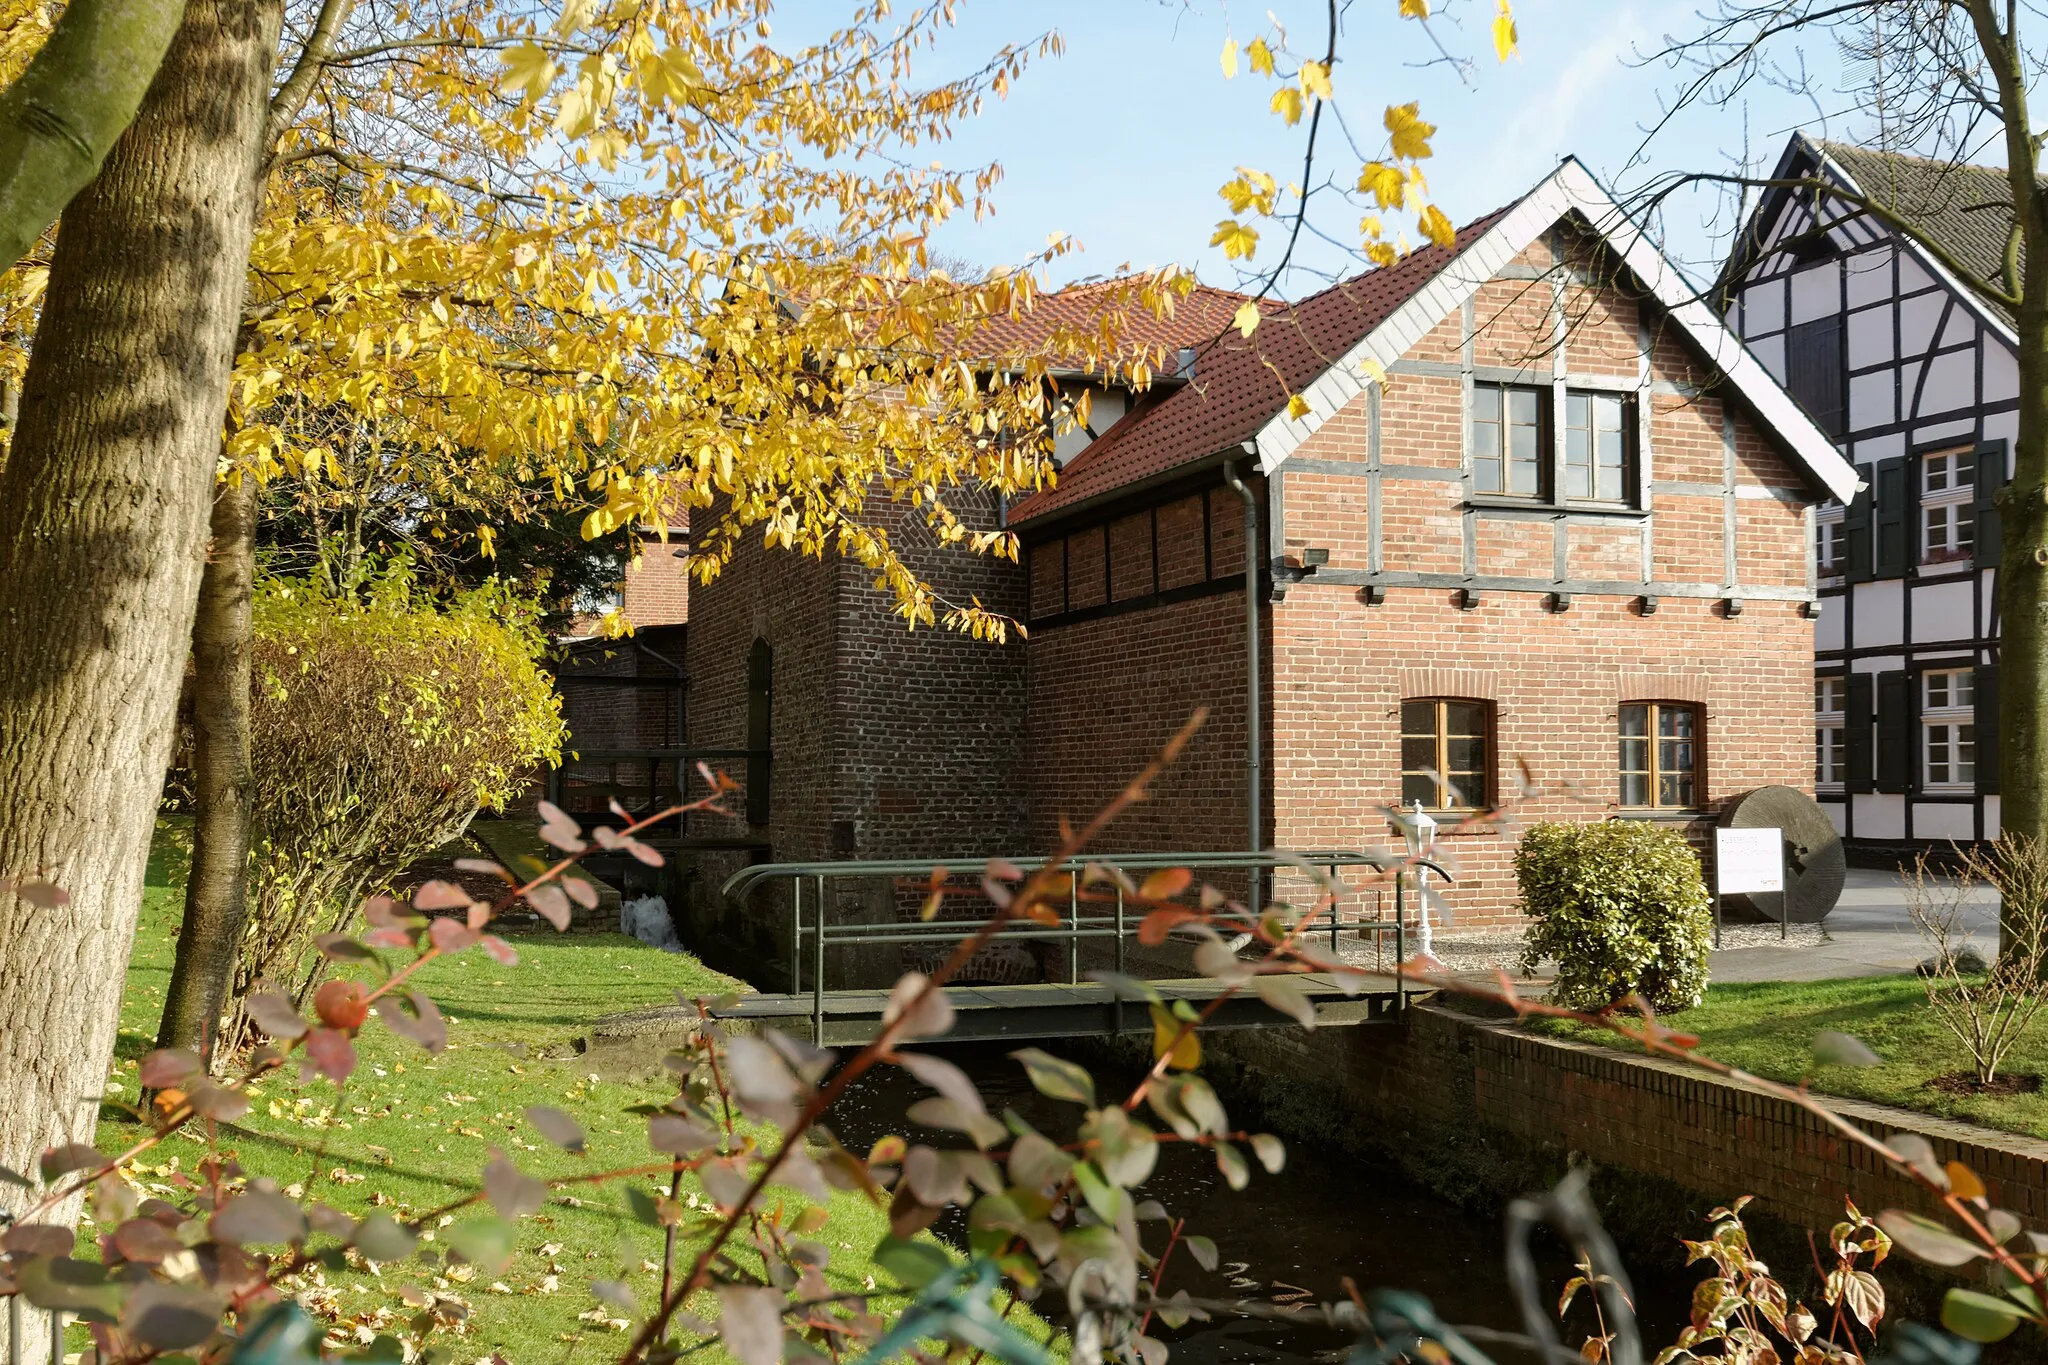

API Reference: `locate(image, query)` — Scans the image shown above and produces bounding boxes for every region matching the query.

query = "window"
[1921,667,1975,789]
[1816,677,1846,788]
[1564,392,1629,501]
[1400,699,1490,810]
[1472,383,1635,504]
[1921,447,1976,562]
[1471,384,1544,497]
[1618,702,1699,809]
[1815,501,1846,576]
[1785,315,1844,438]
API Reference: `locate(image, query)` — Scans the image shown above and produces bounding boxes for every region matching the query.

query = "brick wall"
[1265,591,1812,924]
[682,496,843,968]
[829,487,1029,861]
[1206,1005,2034,1254]
[1009,234,1817,930]
[683,486,1031,979]
[686,219,1826,956]
[622,531,691,628]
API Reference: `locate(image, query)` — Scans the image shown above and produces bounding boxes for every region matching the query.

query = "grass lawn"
[1526,975,2048,1141]
[97,820,1046,1363]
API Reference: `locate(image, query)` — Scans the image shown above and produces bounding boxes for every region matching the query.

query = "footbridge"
[710,850,1448,1046]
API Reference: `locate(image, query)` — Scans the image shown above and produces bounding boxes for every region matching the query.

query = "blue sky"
[782,0,1873,297]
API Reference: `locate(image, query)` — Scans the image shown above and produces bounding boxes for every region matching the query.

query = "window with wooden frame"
[1920,447,1976,563]
[1563,391,1631,502]
[1814,501,1846,578]
[1921,667,1975,790]
[1473,383,1637,505]
[1400,699,1490,811]
[1618,702,1700,809]
[1815,677,1846,790]
[1471,384,1545,498]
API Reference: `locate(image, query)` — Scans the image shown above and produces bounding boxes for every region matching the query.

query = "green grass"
[99,820,1047,1363]
[1528,976,2048,1140]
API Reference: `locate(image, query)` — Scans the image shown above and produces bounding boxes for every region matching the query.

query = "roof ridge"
[1042,275,1268,304]
[1812,136,2011,180]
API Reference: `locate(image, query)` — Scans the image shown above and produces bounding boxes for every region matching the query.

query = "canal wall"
[1192,1001,2048,1278]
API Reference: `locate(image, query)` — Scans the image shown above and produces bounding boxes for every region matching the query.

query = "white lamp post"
[1407,799,1438,958]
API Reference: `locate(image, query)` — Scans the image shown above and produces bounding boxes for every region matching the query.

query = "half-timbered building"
[681,157,1856,948]
[1722,134,2018,854]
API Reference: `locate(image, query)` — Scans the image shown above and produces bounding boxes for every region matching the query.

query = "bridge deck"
[710,973,1404,1046]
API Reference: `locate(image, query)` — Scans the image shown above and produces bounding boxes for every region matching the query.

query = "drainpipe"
[1222,455,1262,913]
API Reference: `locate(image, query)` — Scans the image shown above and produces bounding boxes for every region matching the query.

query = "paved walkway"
[1708,867,2001,982]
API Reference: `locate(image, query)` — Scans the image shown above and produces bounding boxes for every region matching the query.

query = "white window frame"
[1921,667,1975,791]
[1814,501,1846,580]
[1920,447,1975,564]
[1816,676,1846,790]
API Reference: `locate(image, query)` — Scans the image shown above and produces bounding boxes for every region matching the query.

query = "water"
[827,1042,1691,1364]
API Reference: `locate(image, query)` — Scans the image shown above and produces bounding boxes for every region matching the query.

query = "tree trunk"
[156,473,257,1066]
[0,0,282,1291]
[1999,294,2048,952]
[0,0,186,271]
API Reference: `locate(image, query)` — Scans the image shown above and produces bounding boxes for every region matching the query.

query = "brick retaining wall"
[1205,1002,2048,1243]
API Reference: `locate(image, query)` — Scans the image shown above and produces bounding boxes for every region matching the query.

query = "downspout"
[1222,453,1262,912]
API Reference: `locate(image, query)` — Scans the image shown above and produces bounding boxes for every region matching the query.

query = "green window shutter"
[1875,669,1912,793]
[1973,440,2009,568]
[1872,456,1910,578]
[1976,662,2000,795]
[1845,672,1874,793]
[1842,476,1873,583]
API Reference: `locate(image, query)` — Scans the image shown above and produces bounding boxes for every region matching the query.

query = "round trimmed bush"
[1515,819,1712,1011]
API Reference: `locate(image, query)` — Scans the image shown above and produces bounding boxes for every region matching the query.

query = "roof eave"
[1009,446,1243,533]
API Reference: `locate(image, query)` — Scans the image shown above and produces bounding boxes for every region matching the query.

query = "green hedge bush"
[223,562,566,1053]
[1515,820,1712,1011]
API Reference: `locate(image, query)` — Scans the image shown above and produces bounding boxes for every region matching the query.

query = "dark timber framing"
[1722,134,2017,852]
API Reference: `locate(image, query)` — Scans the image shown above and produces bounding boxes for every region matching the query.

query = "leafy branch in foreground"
[1,733,2039,1365]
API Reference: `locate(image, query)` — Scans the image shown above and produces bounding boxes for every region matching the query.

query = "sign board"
[1715,827,1784,895]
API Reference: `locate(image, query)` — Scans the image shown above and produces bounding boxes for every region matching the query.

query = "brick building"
[1721,135,2016,855]
[684,157,1859,943]
[546,514,692,818]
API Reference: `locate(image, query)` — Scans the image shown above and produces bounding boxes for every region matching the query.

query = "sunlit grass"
[1527,974,2048,1139]
[98,819,1061,1362]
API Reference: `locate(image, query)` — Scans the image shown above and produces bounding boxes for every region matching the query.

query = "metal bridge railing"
[6,1301,66,1365]
[721,850,1452,1040]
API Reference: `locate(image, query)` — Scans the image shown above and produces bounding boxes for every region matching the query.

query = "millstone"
[1717,784,1845,924]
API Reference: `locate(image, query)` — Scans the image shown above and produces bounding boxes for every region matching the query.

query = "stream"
[826,1041,1692,1364]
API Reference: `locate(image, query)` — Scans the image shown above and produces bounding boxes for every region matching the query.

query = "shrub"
[1909,836,2048,1085]
[221,562,565,1052]
[1515,819,1711,1011]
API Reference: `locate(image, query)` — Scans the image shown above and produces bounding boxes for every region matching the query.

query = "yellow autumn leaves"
[1210,0,1516,291]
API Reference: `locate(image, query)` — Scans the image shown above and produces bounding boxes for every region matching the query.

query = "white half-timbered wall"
[1725,136,2016,849]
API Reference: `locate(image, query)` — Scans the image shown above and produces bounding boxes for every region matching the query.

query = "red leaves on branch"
[244,989,308,1040]
[1139,867,1192,902]
[313,979,369,1033]
[411,879,473,911]
[302,1028,357,1085]
[373,992,447,1054]
[138,1049,201,1090]
[1138,908,1197,946]
[525,882,571,930]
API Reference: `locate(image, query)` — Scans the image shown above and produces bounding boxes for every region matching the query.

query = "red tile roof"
[1009,209,1511,524]
[965,276,1279,369]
